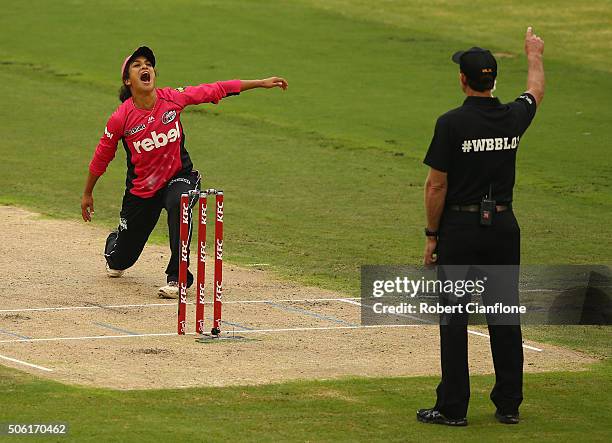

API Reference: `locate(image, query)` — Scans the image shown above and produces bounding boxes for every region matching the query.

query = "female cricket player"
[81,46,287,298]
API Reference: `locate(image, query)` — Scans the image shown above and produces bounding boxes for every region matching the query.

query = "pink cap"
[121,46,155,79]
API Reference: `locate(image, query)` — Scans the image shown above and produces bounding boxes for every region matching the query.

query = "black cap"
[121,46,156,80]
[452,47,497,90]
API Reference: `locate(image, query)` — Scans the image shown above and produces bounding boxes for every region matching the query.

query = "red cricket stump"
[212,191,224,335]
[195,193,207,334]
[177,193,190,335]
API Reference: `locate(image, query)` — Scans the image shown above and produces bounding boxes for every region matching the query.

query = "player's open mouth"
[140,71,151,83]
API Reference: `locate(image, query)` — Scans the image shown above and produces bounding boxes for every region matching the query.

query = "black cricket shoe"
[495,410,520,424]
[416,408,467,426]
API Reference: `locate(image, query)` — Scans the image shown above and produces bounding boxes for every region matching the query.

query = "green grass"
[0,0,610,293]
[0,1,610,439]
[522,326,611,358]
[0,360,610,442]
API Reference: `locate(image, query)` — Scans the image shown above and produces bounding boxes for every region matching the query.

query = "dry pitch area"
[0,206,596,389]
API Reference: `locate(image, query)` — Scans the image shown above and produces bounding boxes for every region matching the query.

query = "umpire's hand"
[525,26,544,56]
[423,237,437,265]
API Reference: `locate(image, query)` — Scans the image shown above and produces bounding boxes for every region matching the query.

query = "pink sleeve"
[89,114,121,176]
[168,80,241,108]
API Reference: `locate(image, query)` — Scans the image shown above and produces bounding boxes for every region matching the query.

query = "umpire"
[417,28,545,426]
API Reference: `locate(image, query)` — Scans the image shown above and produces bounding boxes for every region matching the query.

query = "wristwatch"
[424,228,438,237]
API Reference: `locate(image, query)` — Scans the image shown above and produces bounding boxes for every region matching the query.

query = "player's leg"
[158,170,201,297]
[105,191,162,275]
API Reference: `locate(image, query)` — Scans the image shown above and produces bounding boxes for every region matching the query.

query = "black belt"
[448,203,511,213]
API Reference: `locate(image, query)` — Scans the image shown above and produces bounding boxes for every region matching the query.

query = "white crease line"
[338,299,543,352]
[0,297,362,314]
[0,332,182,343]
[0,324,418,344]
[520,343,543,352]
[468,330,542,352]
[0,353,53,372]
[0,323,542,352]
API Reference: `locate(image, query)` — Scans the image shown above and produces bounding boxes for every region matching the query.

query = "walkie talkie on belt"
[480,184,495,226]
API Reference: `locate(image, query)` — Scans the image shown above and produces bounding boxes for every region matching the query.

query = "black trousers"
[104,170,200,285]
[434,209,523,419]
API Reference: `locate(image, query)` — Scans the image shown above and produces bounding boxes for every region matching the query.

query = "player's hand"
[423,237,438,266]
[261,77,288,90]
[81,193,94,222]
[525,26,544,57]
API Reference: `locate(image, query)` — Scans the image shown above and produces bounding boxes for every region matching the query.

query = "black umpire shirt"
[424,93,537,205]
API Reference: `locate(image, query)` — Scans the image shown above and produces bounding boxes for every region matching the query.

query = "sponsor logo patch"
[168,177,191,186]
[104,126,113,139]
[199,283,205,305]
[175,87,186,93]
[216,238,223,261]
[215,281,223,302]
[519,94,533,105]
[125,124,145,137]
[162,110,177,124]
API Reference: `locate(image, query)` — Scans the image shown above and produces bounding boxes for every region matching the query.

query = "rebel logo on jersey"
[132,121,180,154]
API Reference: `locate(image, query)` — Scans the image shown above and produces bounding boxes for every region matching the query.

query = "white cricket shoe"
[106,263,124,278]
[158,282,179,299]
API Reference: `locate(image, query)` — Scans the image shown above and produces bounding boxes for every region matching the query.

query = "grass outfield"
[1,360,610,442]
[0,0,610,439]
[0,0,610,292]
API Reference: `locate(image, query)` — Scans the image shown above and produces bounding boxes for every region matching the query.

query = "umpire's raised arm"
[524,27,545,106]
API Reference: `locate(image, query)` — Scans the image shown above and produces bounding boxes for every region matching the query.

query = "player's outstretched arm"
[240,77,288,91]
[524,26,545,106]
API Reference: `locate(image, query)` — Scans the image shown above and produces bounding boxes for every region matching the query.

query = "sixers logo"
[162,110,177,124]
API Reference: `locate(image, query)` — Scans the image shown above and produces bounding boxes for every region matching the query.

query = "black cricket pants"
[104,170,201,285]
[434,209,523,419]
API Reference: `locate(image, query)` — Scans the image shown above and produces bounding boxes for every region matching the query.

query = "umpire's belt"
[447,203,511,213]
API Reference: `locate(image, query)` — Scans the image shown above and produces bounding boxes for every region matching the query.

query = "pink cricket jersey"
[89,80,241,198]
